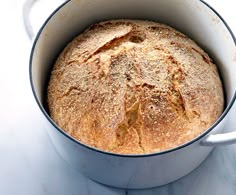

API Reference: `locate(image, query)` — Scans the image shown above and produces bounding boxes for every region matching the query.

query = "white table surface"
[1,0,235,194]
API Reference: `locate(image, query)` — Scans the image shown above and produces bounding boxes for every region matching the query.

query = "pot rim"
[29,0,236,158]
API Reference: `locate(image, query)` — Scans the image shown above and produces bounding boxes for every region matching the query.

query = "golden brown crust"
[47,19,224,154]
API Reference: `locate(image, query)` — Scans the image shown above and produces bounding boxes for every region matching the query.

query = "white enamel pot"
[29,0,236,189]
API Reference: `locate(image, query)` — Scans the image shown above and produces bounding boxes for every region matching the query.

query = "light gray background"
[0,0,235,194]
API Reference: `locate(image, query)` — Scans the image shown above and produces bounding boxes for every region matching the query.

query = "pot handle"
[23,0,37,40]
[201,131,236,146]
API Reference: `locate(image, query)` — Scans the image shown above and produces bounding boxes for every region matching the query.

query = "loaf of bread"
[47,20,224,154]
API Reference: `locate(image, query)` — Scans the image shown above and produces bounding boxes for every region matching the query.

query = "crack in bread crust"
[84,31,133,62]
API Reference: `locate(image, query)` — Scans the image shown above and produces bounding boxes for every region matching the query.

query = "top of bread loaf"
[47,20,224,154]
